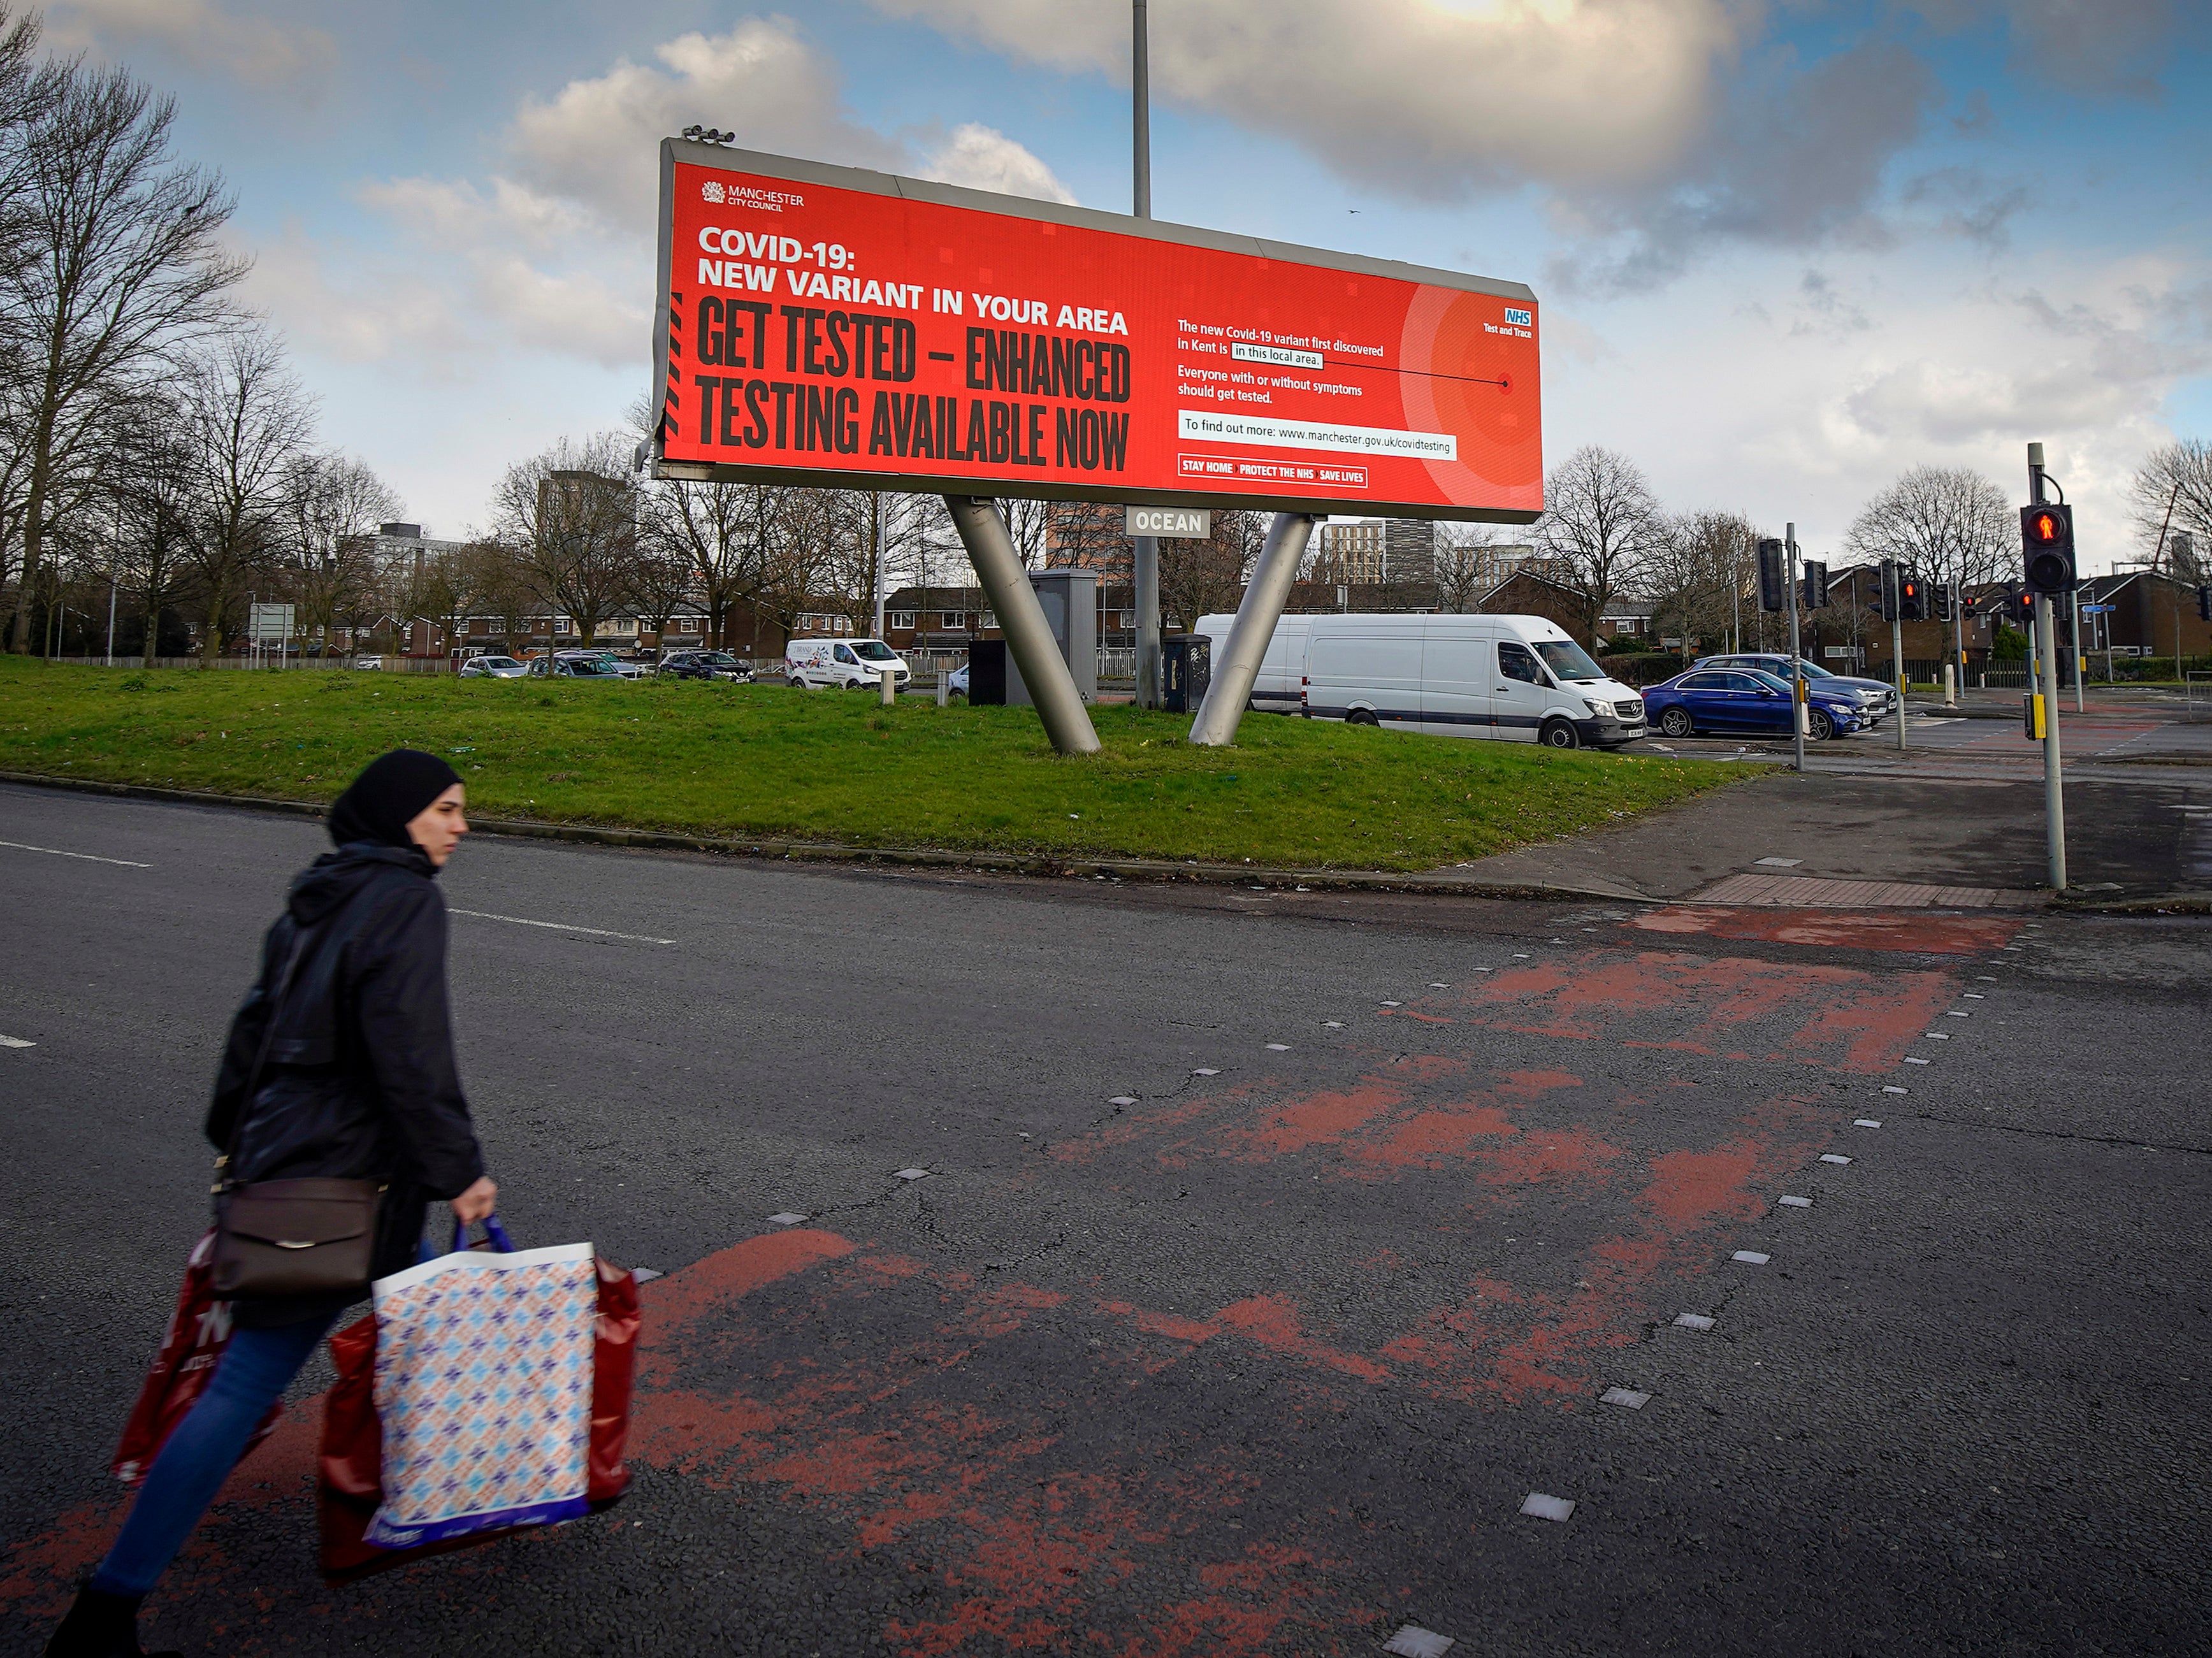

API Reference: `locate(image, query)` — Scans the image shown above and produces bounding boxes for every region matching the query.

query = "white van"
[785,637,911,691]
[1194,614,1312,715]
[1199,612,1646,749]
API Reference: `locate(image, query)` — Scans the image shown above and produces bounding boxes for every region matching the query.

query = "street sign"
[2079,604,2112,614]
[248,603,294,642]
[1125,506,1210,538]
[652,141,1542,523]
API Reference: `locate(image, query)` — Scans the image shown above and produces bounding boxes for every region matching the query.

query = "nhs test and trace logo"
[1503,306,1532,327]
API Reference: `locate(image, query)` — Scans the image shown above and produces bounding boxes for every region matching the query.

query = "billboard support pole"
[1189,513,1316,747]
[1131,1,1161,710]
[946,496,1101,756]
[1785,522,1805,775]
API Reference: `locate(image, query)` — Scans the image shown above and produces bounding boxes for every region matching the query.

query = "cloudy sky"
[43,0,2212,569]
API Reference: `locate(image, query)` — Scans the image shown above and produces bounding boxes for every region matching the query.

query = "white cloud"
[245,16,1071,385]
[919,121,1076,203]
[45,0,335,87]
[1549,249,2209,566]
[865,0,1742,198]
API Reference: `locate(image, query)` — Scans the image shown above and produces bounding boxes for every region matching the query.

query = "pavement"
[1,779,2208,1657]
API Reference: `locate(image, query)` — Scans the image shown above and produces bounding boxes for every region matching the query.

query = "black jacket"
[207,844,486,1325]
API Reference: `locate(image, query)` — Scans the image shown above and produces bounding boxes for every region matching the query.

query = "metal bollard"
[1944,663,1956,707]
[935,671,949,708]
[880,667,897,706]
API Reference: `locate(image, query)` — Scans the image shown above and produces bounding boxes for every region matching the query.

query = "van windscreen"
[1533,639,1604,682]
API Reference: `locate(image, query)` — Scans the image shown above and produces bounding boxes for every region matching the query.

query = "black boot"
[41,1582,181,1658]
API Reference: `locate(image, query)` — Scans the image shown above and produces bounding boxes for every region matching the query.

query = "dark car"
[657,650,754,682]
[1694,653,1897,720]
[528,651,625,680]
[1642,667,1869,742]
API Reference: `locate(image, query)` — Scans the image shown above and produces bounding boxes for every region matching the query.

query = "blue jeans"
[93,1311,339,1597]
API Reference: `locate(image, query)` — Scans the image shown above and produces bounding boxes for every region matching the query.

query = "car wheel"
[1346,708,1380,726]
[1658,707,1694,738]
[1540,718,1579,749]
[1807,708,1835,742]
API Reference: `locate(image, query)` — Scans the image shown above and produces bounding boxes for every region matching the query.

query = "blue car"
[1642,667,1866,742]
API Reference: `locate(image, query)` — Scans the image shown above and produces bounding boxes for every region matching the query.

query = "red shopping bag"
[317,1250,639,1582]
[111,1230,282,1485]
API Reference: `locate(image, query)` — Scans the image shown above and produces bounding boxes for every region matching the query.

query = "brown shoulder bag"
[209,918,383,1301]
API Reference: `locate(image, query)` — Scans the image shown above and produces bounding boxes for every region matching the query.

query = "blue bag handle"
[449,1213,517,1255]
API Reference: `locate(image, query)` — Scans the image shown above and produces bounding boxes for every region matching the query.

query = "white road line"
[0,839,150,869]
[447,909,676,945]
[1,1035,34,1048]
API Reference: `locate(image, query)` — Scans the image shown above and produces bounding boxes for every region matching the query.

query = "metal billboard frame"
[648,138,1540,526]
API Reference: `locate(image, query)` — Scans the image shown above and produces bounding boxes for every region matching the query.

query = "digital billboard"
[651,141,1542,523]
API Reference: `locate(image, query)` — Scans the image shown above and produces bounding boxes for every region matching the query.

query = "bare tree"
[1646,510,1759,654]
[456,537,534,658]
[1160,508,1263,629]
[3,52,245,652]
[495,433,637,647]
[1844,465,2014,669]
[641,477,760,650]
[176,331,314,660]
[1433,521,1514,613]
[2126,441,2212,668]
[2128,440,2212,582]
[104,387,198,664]
[1533,446,1663,647]
[285,452,400,655]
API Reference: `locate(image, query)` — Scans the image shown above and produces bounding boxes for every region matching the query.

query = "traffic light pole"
[2028,443,2067,891]
[1786,522,1805,774]
[1891,608,1907,751]
[1130,1,1161,710]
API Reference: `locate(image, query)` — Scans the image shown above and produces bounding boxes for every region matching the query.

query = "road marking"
[1192,1067,1220,1076]
[1854,1119,1882,1128]
[1780,1195,1814,1207]
[1733,1251,1770,1265]
[1321,1020,1343,1028]
[1266,1043,1290,1051]
[0,839,150,869]
[1821,1154,1852,1165]
[1925,1033,1950,1039]
[1108,1096,1138,1106]
[767,1212,807,1225]
[1380,1000,1401,1007]
[632,1267,663,1283]
[1905,1056,1931,1064]
[1384,1626,1457,1658]
[448,908,675,945]
[1519,1493,1576,1522]
[1,1035,34,1049]
[1754,856,1803,867]
[893,1167,930,1181]
[1673,1312,1716,1330]
[1883,1085,1909,1094]
[1601,1387,1651,1408]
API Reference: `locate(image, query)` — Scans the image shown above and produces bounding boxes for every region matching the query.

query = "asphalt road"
[1,780,2207,1657]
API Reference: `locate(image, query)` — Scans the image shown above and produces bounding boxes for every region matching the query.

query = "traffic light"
[1802,559,1829,609]
[2007,587,2035,626]
[1897,570,1925,621]
[2199,586,2211,623]
[2021,503,2077,595]
[1876,559,1898,621]
[1932,582,1954,623]
[1756,538,1786,613]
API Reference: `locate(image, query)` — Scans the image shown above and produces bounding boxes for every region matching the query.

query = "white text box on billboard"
[1176,410,1458,462]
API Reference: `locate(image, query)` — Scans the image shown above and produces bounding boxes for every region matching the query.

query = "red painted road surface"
[2,907,2020,1653]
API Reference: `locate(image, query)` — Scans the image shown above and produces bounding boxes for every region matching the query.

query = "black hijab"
[327,749,463,853]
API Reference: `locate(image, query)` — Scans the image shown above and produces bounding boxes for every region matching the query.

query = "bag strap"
[215,919,319,1190]
[449,1214,517,1255]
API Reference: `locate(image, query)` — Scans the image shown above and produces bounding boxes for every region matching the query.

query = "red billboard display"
[652,143,1542,522]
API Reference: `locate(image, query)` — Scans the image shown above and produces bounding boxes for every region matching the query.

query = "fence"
[43,653,454,673]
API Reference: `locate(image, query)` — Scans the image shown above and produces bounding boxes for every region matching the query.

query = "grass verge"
[0,659,1742,871]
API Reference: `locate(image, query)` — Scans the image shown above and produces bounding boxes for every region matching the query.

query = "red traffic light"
[2026,508,2065,545]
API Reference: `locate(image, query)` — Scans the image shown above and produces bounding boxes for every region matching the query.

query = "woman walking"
[48,750,496,1658]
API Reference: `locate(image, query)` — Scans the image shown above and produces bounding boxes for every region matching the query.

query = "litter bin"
[1162,633,1211,714]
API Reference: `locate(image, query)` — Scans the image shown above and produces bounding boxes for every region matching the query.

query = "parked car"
[946,663,969,696]
[459,654,529,679]
[528,651,626,680]
[1206,611,1647,749]
[351,655,383,670]
[657,650,754,682]
[1642,667,1869,741]
[1693,654,1897,720]
[785,637,911,691]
